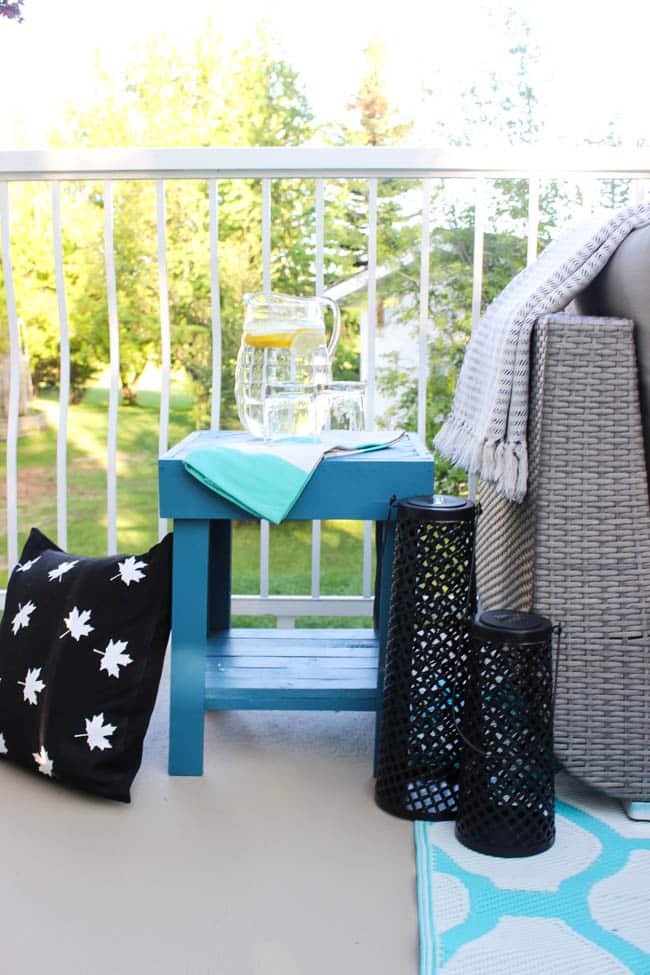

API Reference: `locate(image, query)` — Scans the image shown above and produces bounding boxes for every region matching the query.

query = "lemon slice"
[291,328,325,355]
[244,330,294,348]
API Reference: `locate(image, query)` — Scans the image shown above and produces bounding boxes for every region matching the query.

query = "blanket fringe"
[433,418,482,475]
[435,419,528,503]
[491,441,528,502]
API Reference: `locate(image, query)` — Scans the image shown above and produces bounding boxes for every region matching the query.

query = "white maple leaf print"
[92,638,133,678]
[11,600,36,635]
[75,713,116,751]
[60,606,94,641]
[33,746,54,777]
[48,559,79,583]
[16,556,41,573]
[111,556,148,586]
[0,732,7,755]
[18,667,46,705]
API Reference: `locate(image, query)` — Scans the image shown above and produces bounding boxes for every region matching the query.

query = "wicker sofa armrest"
[476,312,650,801]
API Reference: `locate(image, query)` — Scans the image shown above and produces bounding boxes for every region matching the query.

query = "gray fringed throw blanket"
[434,201,650,501]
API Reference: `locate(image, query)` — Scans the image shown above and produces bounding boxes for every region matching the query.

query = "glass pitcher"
[235,291,341,438]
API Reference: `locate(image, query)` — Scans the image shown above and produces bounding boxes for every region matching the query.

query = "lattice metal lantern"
[455,610,556,857]
[375,495,477,821]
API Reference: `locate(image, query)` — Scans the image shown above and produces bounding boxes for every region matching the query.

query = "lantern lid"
[398,495,475,523]
[472,609,553,644]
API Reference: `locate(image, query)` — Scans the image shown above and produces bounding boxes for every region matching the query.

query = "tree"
[375,8,577,493]
[25,25,317,422]
[328,40,415,269]
[323,41,418,379]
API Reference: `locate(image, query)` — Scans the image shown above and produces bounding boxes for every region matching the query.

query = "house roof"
[324,262,394,302]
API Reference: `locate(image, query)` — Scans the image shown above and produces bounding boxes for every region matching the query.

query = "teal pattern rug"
[415,775,650,974]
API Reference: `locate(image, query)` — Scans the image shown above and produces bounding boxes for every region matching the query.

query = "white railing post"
[259,178,272,601]
[418,179,431,443]
[365,178,378,431]
[156,180,172,541]
[0,181,20,572]
[2,148,650,617]
[103,180,120,555]
[527,175,540,266]
[468,176,487,502]
[311,178,325,603]
[362,178,378,600]
[209,179,222,430]
[51,182,70,551]
[471,177,486,330]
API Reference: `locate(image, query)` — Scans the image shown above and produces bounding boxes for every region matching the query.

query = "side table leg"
[373,517,396,775]
[169,519,210,775]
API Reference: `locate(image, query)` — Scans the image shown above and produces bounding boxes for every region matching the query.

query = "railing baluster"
[0,181,20,573]
[51,182,70,550]
[471,177,486,329]
[103,181,120,554]
[156,180,172,541]
[469,177,487,502]
[362,178,378,599]
[209,178,222,430]
[260,178,272,599]
[5,150,649,623]
[315,179,325,293]
[418,179,431,442]
[527,174,540,266]
[262,178,271,295]
[365,178,378,430]
[311,178,325,601]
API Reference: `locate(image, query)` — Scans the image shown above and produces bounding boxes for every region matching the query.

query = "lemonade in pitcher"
[235,292,340,438]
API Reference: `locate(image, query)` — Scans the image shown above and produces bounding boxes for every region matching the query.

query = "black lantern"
[455,609,556,857]
[375,495,477,821]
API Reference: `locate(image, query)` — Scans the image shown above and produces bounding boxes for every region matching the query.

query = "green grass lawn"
[0,386,374,627]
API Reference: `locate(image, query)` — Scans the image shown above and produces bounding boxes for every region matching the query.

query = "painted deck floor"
[0,655,417,975]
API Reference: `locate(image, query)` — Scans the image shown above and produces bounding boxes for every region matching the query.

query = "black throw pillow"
[0,528,172,802]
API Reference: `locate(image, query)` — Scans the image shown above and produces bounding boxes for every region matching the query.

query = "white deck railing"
[2,146,650,622]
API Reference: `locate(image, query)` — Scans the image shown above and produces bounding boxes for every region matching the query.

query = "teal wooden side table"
[159,430,434,775]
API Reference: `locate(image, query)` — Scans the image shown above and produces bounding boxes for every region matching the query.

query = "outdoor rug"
[415,773,650,974]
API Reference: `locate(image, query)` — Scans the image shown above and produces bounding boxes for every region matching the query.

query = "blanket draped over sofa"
[434,201,650,501]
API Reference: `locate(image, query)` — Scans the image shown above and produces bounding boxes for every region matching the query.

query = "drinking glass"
[262,382,328,440]
[324,381,367,431]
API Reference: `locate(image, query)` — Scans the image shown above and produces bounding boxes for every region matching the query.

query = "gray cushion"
[574,224,650,467]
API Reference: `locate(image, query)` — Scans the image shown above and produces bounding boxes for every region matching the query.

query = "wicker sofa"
[475,225,650,816]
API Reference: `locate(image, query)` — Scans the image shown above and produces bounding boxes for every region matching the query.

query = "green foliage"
[11,26,317,421]
[326,40,417,275]
[374,8,597,494]
[0,387,373,605]
[0,182,107,396]
[3,8,633,498]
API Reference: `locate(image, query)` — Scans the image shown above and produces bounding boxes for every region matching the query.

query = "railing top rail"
[3,146,650,182]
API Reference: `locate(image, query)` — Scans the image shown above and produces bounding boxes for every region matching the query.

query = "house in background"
[325,261,424,425]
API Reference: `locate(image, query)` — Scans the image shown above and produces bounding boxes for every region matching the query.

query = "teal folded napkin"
[183,432,403,524]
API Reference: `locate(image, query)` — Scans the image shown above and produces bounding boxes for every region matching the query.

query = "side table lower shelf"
[205,628,379,711]
[161,430,434,774]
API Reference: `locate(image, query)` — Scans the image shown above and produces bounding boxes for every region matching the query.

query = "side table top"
[159,430,434,521]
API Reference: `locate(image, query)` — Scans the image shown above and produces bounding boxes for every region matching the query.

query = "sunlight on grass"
[1,385,373,615]
[34,394,111,470]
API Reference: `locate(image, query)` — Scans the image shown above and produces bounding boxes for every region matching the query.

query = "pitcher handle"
[318,297,341,358]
